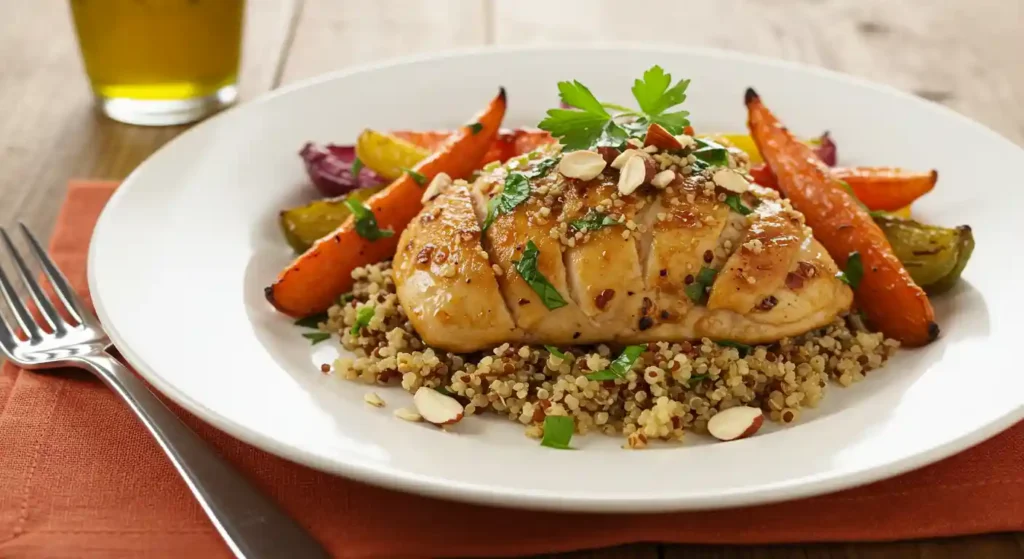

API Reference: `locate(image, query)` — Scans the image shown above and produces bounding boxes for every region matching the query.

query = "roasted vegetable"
[392,127,553,161]
[355,129,430,181]
[267,88,509,317]
[751,164,936,211]
[299,143,385,197]
[711,132,836,166]
[746,88,938,347]
[279,186,384,253]
[874,216,974,295]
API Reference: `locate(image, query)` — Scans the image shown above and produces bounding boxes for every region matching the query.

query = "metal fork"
[0,224,330,559]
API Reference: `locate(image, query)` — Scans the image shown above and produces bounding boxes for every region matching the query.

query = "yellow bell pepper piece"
[355,129,429,181]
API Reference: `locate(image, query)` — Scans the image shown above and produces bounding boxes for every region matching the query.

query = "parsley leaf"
[570,210,619,233]
[525,157,559,179]
[688,373,709,387]
[540,416,575,450]
[402,167,427,186]
[586,345,645,381]
[512,240,568,310]
[724,194,753,216]
[468,122,483,135]
[302,332,331,345]
[632,66,690,120]
[686,266,718,303]
[350,305,375,336]
[351,157,363,176]
[294,312,328,329]
[558,80,608,114]
[482,172,531,232]
[836,251,864,289]
[691,138,730,168]
[545,345,568,360]
[716,340,752,356]
[343,198,393,241]
[684,282,707,303]
[538,109,612,151]
[696,266,718,285]
[338,292,355,304]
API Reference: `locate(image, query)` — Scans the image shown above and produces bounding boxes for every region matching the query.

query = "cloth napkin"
[1,181,1022,559]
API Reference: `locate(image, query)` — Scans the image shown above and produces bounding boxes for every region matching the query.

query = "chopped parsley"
[724,194,753,216]
[338,292,355,304]
[545,345,568,360]
[690,138,730,169]
[525,156,559,179]
[402,167,427,186]
[294,311,328,329]
[351,157,364,176]
[344,198,394,241]
[570,210,619,233]
[468,122,483,135]
[716,340,752,356]
[512,240,567,310]
[538,65,691,151]
[688,373,709,387]
[586,345,645,381]
[301,332,331,345]
[540,416,575,450]
[685,266,718,303]
[836,251,864,289]
[350,305,375,336]
[482,172,531,232]
[435,386,457,397]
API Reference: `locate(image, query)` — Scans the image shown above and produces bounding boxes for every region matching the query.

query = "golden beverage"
[69,0,245,125]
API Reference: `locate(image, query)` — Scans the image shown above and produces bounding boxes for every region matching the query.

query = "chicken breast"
[393,145,853,353]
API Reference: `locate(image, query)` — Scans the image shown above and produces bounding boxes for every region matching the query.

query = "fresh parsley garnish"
[724,194,753,216]
[512,240,567,310]
[435,386,457,397]
[468,122,483,135]
[688,374,709,387]
[351,157,363,176]
[570,210,619,233]
[586,345,645,381]
[350,304,375,336]
[338,292,355,304]
[538,65,691,151]
[302,332,331,345]
[402,167,427,186]
[294,312,328,329]
[716,340,752,356]
[344,198,393,241]
[685,266,718,303]
[525,156,559,179]
[540,416,575,450]
[482,172,531,232]
[836,251,864,289]
[545,345,568,360]
[690,138,730,169]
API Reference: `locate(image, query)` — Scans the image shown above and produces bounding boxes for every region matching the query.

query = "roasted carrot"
[392,127,554,162]
[750,164,937,211]
[266,89,508,317]
[745,88,938,346]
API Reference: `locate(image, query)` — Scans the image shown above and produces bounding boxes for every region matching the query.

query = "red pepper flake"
[659,269,668,277]
[703,250,714,263]
[518,298,531,306]
[595,289,616,310]
[416,245,435,265]
[638,316,654,330]
[684,274,694,284]
[785,272,804,289]
[757,295,779,311]
[320,363,331,373]
[797,261,817,278]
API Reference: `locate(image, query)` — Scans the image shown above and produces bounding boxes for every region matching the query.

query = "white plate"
[88,45,1024,512]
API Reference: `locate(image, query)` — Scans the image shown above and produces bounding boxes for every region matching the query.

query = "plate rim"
[87,42,1024,512]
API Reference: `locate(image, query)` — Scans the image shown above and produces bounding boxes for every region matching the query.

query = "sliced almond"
[610,148,642,169]
[707,406,764,441]
[712,168,750,193]
[674,133,697,149]
[617,155,647,196]
[413,386,465,425]
[651,169,676,188]
[643,123,683,151]
[557,150,607,180]
[394,407,422,422]
[421,172,452,204]
[363,392,386,408]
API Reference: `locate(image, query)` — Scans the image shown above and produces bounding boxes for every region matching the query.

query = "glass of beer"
[69,0,246,126]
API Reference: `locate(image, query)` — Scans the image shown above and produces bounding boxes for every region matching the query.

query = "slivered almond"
[651,169,676,188]
[413,387,464,425]
[557,150,607,180]
[394,407,422,422]
[363,392,386,408]
[643,123,683,151]
[712,168,750,193]
[674,133,697,149]
[421,172,452,204]
[610,149,642,169]
[707,406,764,441]
[618,156,647,196]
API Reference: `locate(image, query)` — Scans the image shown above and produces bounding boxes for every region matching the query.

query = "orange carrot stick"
[267,88,508,317]
[745,88,938,346]
[750,164,937,211]
[392,127,554,161]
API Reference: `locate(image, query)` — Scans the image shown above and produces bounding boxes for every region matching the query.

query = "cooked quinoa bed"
[326,262,899,448]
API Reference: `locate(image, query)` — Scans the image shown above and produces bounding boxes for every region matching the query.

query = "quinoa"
[327,261,898,447]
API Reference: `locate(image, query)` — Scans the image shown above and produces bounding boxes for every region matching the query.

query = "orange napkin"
[1,181,1023,559]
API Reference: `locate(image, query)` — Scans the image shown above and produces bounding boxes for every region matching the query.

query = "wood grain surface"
[1,0,1022,557]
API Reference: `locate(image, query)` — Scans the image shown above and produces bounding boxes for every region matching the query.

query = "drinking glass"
[69,0,246,126]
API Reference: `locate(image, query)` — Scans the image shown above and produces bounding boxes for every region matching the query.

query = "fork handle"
[83,353,331,559]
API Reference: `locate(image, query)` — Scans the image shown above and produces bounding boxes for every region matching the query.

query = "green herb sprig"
[350,304,375,336]
[570,210,619,233]
[482,172,531,232]
[540,416,575,450]
[586,345,645,381]
[685,266,718,303]
[512,240,567,310]
[724,194,753,216]
[836,251,864,289]
[344,198,393,241]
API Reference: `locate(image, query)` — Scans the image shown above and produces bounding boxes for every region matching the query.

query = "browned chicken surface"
[393,143,852,352]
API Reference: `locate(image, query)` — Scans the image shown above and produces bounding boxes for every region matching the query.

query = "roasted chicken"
[393,144,853,353]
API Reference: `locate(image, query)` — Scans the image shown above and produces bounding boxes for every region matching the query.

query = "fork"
[0,224,330,559]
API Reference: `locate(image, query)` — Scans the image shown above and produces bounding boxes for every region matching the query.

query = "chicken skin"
[392,145,853,353]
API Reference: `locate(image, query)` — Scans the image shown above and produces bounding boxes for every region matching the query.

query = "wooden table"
[1,1,1022,557]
